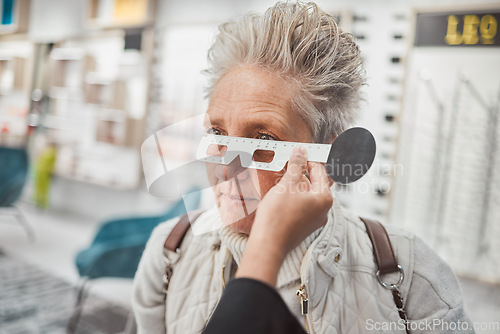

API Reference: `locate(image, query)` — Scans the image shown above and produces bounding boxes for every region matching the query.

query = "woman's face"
[204,66,313,235]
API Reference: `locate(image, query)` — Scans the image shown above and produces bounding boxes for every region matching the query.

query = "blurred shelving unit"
[35,0,157,190]
[0,0,29,35]
[86,0,156,29]
[0,0,33,148]
[391,4,500,283]
[315,3,412,224]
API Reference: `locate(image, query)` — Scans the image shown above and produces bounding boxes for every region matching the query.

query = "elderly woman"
[133,2,473,333]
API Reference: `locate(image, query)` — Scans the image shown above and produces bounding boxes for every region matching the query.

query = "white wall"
[28,0,86,42]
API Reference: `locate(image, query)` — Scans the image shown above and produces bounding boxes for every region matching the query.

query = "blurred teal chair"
[68,189,202,333]
[75,192,201,278]
[0,146,34,241]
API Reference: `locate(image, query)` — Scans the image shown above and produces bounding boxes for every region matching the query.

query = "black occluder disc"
[326,127,376,184]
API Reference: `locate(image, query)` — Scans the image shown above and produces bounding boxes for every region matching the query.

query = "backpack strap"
[164,210,203,252]
[162,210,205,294]
[360,217,409,332]
[360,217,399,275]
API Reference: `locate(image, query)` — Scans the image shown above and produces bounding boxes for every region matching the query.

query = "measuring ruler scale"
[196,127,377,184]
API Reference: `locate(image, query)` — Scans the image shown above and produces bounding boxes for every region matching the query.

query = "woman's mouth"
[220,193,257,206]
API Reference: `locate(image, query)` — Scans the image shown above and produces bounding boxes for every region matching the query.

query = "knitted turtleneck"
[217,223,322,288]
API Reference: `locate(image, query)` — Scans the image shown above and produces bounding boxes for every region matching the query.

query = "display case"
[391,4,500,282]
[0,0,29,34]
[40,28,153,189]
[0,37,34,147]
[86,0,156,28]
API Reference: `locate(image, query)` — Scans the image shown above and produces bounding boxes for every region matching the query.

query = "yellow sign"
[445,14,497,45]
[114,0,148,24]
[415,11,499,47]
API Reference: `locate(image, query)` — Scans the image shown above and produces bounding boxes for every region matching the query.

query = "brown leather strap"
[360,217,399,275]
[361,217,409,333]
[164,210,204,252]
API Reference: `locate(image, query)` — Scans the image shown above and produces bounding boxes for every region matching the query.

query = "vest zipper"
[220,247,232,290]
[296,284,310,334]
[204,248,229,331]
[221,264,226,289]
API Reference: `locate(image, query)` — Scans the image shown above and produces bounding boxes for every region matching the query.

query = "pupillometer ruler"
[196,134,331,172]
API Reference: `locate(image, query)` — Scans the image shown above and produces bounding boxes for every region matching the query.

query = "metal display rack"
[391,4,500,282]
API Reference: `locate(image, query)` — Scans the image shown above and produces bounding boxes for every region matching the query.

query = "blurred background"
[0,0,499,333]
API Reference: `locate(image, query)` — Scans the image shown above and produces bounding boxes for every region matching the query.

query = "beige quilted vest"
[161,200,413,334]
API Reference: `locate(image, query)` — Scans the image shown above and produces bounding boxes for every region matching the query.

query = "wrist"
[251,214,291,256]
[236,230,287,287]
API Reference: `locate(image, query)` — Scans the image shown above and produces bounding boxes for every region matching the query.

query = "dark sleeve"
[203,278,306,334]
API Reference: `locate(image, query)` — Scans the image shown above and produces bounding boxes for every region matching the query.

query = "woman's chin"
[219,210,256,235]
[216,196,259,235]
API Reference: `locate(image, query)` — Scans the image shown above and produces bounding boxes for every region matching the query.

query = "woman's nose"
[214,157,250,181]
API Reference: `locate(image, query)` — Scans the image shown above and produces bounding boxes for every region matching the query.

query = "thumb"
[310,163,330,193]
[285,146,308,183]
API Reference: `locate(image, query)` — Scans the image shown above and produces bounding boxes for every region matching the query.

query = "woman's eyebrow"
[204,111,292,139]
[244,118,290,138]
[203,113,224,127]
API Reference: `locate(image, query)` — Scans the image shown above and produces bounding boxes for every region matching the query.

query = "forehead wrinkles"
[207,69,293,113]
[211,66,296,102]
[206,107,290,134]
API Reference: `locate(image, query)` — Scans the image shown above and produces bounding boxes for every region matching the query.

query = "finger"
[304,169,311,183]
[285,145,308,183]
[310,162,330,193]
[328,175,334,187]
[314,162,334,187]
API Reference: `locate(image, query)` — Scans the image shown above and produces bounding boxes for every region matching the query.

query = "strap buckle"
[163,248,182,265]
[162,250,181,294]
[376,264,404,290]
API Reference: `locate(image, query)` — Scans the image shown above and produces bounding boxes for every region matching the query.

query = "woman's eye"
[207,127,223,135]
[258,133,275,141]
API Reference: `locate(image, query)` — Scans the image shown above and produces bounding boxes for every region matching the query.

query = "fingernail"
[294,146,305,157]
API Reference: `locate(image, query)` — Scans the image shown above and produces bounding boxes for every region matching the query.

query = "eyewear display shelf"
[39,8,155,190]
[391,4,500,283]
[0,0,29,35]
[86,0,156,29]
[0,0,33,148]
